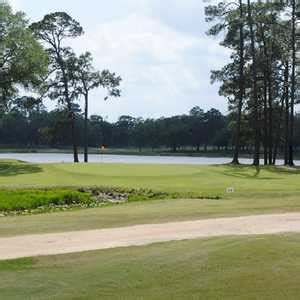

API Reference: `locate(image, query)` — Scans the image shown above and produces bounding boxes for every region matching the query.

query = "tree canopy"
[0,2,48,111]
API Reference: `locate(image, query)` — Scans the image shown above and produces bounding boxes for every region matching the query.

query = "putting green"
[0,160,299,199]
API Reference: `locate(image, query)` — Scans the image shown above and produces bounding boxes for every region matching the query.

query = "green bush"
[0,189,91,212]
[127,190,170,202]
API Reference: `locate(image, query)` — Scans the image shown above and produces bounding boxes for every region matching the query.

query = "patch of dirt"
[1,213,300,260]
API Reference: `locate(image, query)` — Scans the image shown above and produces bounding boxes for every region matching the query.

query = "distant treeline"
[2,105,300,154]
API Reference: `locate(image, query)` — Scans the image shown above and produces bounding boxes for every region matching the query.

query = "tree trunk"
[260,25,274,165]
[66,101,79,164]
[284,62,290,165]
[247,0,260,166]
[273,97,284,165]
[267,72,274,165]
[84,93,88,163]
[232,0,245,165]
[273,66,287,166]
[289,0,296,166]
[70,112,79,163]
[263,73,268,165]
[57,51,79,164]
[67,101,79,163]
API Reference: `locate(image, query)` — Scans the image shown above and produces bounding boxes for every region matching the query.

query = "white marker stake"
[226,187,235,193]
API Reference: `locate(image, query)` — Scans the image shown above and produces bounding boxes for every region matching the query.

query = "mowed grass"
[1,196,300,237]
[0,234,300,299]
[0,160,300,198]
[1,161,300,300]
[0,160,300,236]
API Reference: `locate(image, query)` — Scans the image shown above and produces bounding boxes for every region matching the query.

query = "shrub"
[0,189,91,212]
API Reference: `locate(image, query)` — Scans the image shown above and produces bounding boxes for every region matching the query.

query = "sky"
[9,0,230,121]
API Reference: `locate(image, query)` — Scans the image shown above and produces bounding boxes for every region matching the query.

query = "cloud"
[71,13,230,120]
[8,0,22,10]
[11,0,231,120]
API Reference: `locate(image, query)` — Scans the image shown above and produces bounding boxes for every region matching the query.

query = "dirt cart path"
[1,213,300,260]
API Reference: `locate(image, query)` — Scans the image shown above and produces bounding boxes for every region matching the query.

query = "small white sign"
[226,187,235,193]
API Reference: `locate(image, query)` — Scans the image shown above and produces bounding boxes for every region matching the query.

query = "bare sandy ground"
[1,213,300,260]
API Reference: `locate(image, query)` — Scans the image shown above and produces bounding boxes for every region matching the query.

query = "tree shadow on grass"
[220,164,280,180]
[0,161,43,177]
[266,165,300,175]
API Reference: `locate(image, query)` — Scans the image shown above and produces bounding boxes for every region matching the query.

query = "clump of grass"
[0,258,36,270]
[0,189,92,214]
[128,190,169,202]
[0,187,221,216]
[126,189,220,202]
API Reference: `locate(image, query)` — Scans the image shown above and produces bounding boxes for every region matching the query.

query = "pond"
[0,153,298,165]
